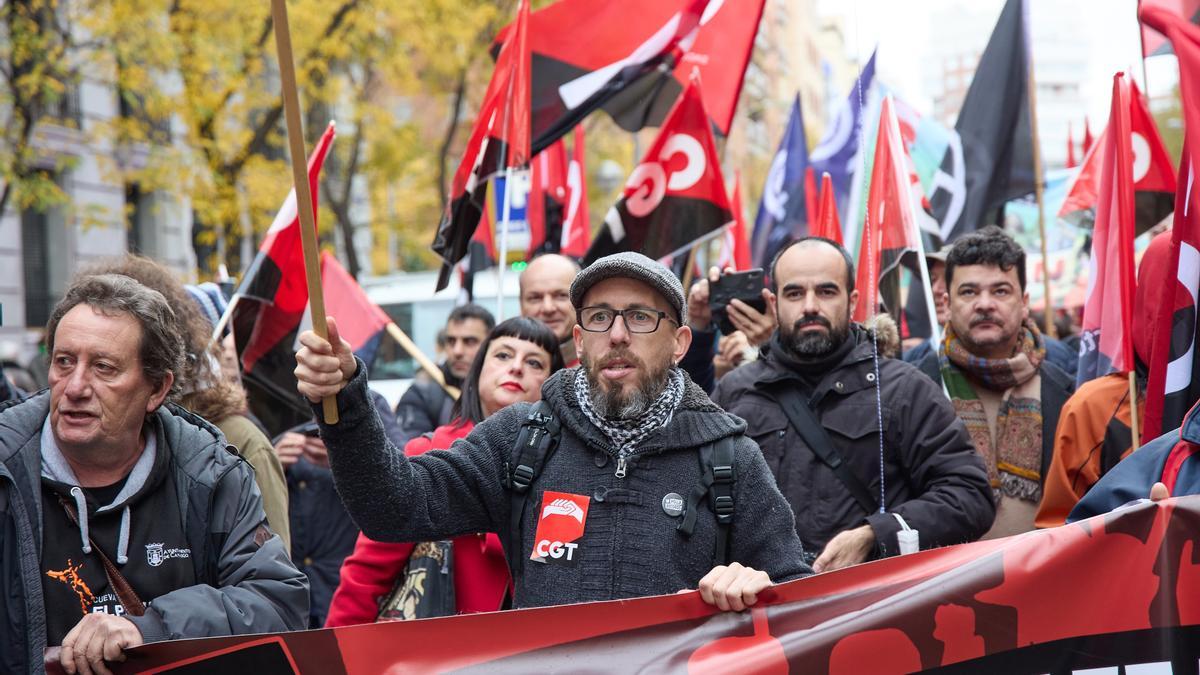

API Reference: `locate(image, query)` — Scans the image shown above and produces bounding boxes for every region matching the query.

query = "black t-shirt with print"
[40,469,196,645]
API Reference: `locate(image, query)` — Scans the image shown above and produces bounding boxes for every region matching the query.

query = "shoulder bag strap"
[58,496,147,617]
[768,382,880,517]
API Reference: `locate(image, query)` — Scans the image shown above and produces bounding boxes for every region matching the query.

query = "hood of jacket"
[539,365,744,455]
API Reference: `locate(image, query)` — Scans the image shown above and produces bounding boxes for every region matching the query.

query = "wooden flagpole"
[385,323,461,400]
[1129,371,1141,452]
[1026,37,1056,338]
[271,0,338,424]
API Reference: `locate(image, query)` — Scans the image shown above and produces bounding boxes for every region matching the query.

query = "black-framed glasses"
[577,306,678,334]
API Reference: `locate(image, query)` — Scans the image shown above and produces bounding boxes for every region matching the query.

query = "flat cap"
[570,252,687,326]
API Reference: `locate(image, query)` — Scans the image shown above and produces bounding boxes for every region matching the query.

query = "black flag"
[929,0,1036,242]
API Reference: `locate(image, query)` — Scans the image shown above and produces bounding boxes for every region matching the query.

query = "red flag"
[1066,121,1077,168]
[527,138,570,258]
[1141,5,1200,438]
[812,172,843,245]
[585,75,732,264]
[320,252,390,360]
[853,97,922,324]
[1140,0,1200,56]
[717,172,752,271]
[1058,79,1175,231]
[1077,73,1138,385]
[803,166,819,230]
[1082,116,1095,156]
[432,0,531,289]
[561,125,591,258]
[506,0,763,149]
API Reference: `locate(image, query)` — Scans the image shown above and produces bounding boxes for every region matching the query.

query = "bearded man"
[714,237,994,572]
[295,252,810,611]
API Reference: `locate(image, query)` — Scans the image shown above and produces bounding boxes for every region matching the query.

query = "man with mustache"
[519,253,582,367]
[714,237,994,572]
[296,252,811,612]
[913,226,1075,538]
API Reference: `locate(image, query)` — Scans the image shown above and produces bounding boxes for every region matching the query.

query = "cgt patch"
[530,491,590,566]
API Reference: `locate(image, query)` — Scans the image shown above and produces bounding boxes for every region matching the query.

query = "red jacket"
[325,421,511,626]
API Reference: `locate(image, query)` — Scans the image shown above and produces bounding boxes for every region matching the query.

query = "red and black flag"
[560,125,591,258]
[584,76,732,265]
[501,0,764,153]
[853,97,939,346]
[527,137,570,259]
[1076,73,1138,388]
[460,207,497,304]
[1142,5,1200,440]
[1059,78,1175,233]
[232,122,336,433]
[432,0,531,291]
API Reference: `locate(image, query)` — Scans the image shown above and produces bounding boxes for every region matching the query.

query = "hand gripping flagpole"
[271,0,338,424]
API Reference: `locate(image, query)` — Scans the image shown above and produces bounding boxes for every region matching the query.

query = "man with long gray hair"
[0,274,307,675]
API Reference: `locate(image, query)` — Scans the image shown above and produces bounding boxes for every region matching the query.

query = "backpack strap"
[677,436,737,565]
[502,401,560,579]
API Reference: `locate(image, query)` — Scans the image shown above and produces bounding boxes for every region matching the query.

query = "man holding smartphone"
[712,237,994,572]
[682,266,779,392]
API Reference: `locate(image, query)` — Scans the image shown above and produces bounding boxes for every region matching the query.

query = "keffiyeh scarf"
[573,366,685,461]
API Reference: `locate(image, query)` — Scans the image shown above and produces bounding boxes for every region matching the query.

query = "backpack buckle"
[511,463,536,492]
[714,495,735,523]
[712,464,733,483]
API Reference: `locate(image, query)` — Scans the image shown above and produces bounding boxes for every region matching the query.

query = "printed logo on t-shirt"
[46,558,95,615]
[145,543,191,567]
[530,491,590,565]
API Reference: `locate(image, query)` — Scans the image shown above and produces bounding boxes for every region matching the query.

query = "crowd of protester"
[0,227,1192,672]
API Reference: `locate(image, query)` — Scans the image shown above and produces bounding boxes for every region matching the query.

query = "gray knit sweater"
[318,360,811,608]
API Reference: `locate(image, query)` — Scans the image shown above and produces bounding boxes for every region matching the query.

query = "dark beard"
[582,349,670,419]
[782,316,850,358]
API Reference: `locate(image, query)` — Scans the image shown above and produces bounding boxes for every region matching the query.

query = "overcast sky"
[815,0,1179,125]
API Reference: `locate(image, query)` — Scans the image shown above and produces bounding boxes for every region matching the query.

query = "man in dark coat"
[713,237,994,572]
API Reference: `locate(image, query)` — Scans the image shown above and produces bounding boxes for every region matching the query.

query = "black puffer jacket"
[713,328,995,558]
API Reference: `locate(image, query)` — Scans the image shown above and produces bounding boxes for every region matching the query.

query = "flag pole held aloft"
[271,0,337,424]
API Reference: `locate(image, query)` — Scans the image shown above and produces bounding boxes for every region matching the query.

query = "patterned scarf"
[573,366,686,460]
[939,318,1045,502]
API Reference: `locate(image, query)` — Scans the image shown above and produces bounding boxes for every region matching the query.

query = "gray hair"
[46,273,186,400]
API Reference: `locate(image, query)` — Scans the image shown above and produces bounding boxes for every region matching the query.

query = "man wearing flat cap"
[296,252,810,612]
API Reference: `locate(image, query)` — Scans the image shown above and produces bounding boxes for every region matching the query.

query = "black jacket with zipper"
[0,392,309,674]
[713,327,996,558]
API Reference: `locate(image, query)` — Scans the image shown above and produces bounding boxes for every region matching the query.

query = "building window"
[21,207,54,328]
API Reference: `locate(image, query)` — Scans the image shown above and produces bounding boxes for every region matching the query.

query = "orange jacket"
[1036,373,1142,528]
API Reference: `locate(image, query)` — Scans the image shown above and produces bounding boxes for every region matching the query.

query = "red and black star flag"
[1059,78,1175,233]
[498,0,763,153]
[583,75,732,266]
[432,0,531,291]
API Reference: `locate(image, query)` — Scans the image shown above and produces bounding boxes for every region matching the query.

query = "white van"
[362,268,522,410]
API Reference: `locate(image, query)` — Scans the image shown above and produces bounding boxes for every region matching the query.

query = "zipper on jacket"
[615,456,627,479]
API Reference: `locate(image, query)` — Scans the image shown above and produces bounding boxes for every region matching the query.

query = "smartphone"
[708,268,767,334]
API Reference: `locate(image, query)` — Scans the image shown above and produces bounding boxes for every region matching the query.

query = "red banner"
[99,496,1200,674]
